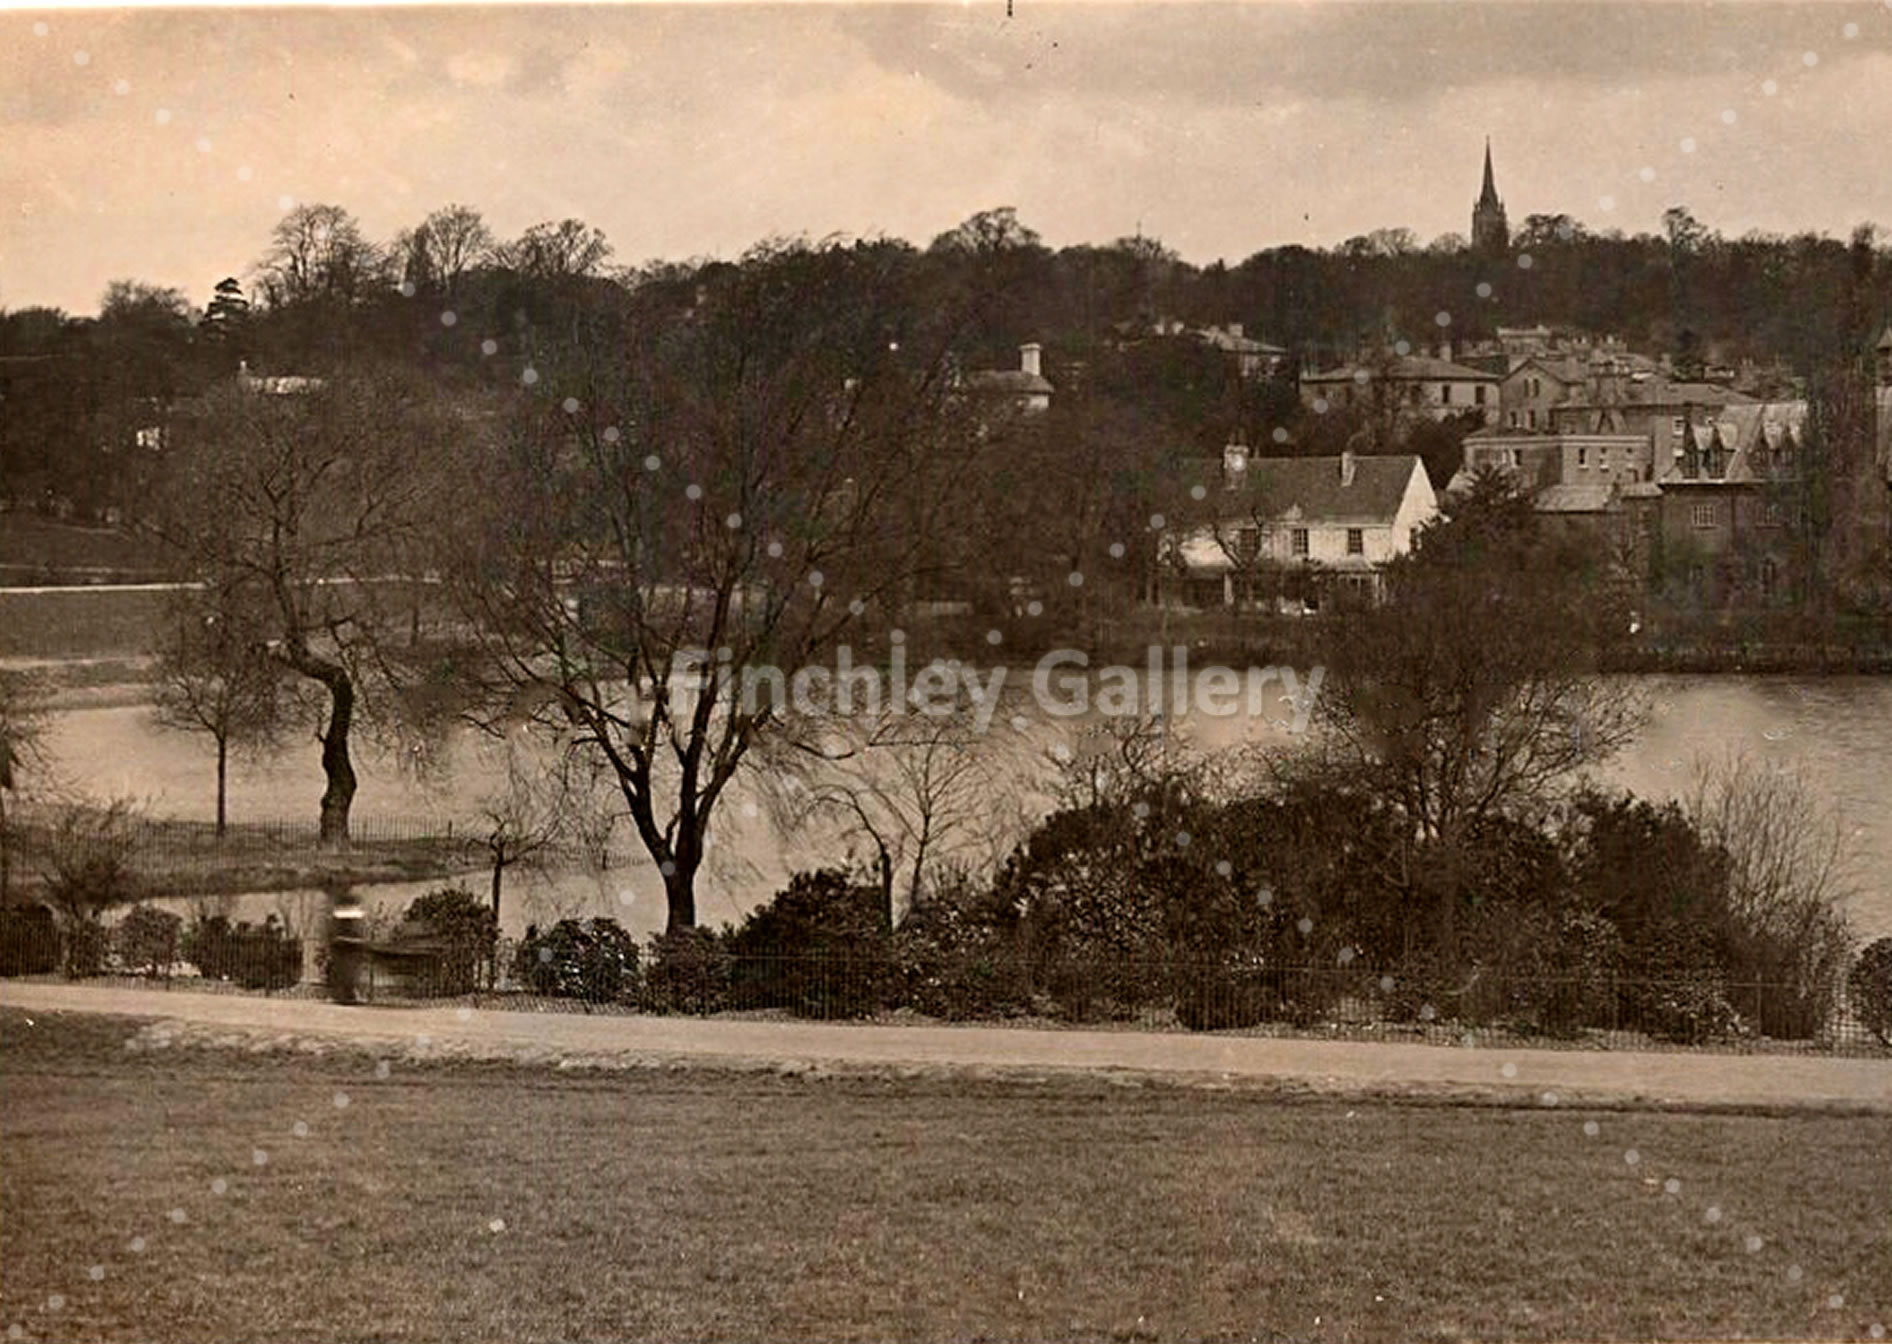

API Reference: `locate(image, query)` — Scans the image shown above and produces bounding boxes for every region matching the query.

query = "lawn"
[1,1008,1888,1343]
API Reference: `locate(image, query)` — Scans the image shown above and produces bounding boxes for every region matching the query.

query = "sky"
[4,1,1892,317]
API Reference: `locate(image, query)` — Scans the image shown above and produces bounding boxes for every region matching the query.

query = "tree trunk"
[316,675,357,845]
[215,735,228,839]
[0,786,10,902]
[662,861,698,932]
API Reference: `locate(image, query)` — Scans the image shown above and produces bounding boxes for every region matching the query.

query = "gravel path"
[5,980,1888,1111]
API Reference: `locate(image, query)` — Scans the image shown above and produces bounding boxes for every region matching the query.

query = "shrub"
[183,914,302,990]
[893,877,1029,1021]
[727,869,892,1019]
[39,801,144,978]
[397,886,497,996]
[643,926,731,1015]
[0,904,58,976]
[1848,937,1892,1047]
[114,904,183,977]
[514,918,640,1004]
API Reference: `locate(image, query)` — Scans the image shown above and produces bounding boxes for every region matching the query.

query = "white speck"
[1215,860,1232,877]
[1418,1003,1436,1021]
[985,628,1003,645]
[740,800,759,819]
[1067,571,1084,588]
[1745,1234,1764,1253]
[1379,975,1395,992]
[1704,1205,1721,1223]
[1132,802,1151,820]
[113,78,131,95]
[765,540,783,558]
[1500,1062,1518,1079]
[1296,916,1313,934]
[684,483,703,501]
[1312,397,1330,414]
[4,1327,19,1343]
[617,886,637,906]
[724,512,743,531]
[1720,108,1737,125]
[1026,600,1043,616]
[72,50,89,66]
[236,165,254,183]
[562,397,580,414]
[1108,541,1125,559]
[1353,369,1370,385]
[1763,78,1779,96]
[643,454,660,472]
[167,1207,188,1225]
[252,1148,268,1167]
[128,1237,146,1253]
[601,425,618,442]
[1802,50,1819,67]
[32,20,48,35]
[1680,137,1697,154]
[1148,512,1167,530]
[1272,427,1290,443]
[1663,1178,1680,1195]
[659,861,676,878]
[1393,340,1411,356]
[1639,166,1656,182]
[276,193,295,210]
[1175,831,1191,848]
[1010,715,1028,732]
[1787,1264,1803,1283]
[87,1265,104,1282]
[455,1007,472,1023]
[194,136,212,154]
[1624,1148,1640,1166]
[487,1217,506,1234]
[480,339,498,356]
[292,1121,309,1137]
[155,108,172,126]
[211,1177,228,1195]
[44,1295,63,1313]
[375,1060,391,1079]
[1475,282,1492,299]
[1434,310,1452,328]
[1257,887,1273,907]
[1598,195,1615,213]
[1516,253,1534,270]
[397,279,415,297]
[1867,1323,1883,1339]
[1540,1092,1558,1107]
[521,368,539,387]
[416,1034,432,1048]
[1190,484,1207,500]
[1843,21,1859,38]
[1829,1294,1846,1309]
[808,569,824,588]
[333,1091,350,1109]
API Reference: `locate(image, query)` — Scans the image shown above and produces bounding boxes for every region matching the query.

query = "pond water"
[31,675,1892,941]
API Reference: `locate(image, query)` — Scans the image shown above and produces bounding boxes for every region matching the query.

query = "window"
[1760,500,1785,528]
[1507,448,1522,469]
[1440,383,1452,403]
[1508,411,1520,427]
[1234,526,1260,562]
[1671,416,1686,436]
[1475,385,1488,406]
[1291,528,1309,558]
[1346,528,1364,555]
[1577,445,1589,469]
[1526,409,1537,429]
[1690,502,1721,529]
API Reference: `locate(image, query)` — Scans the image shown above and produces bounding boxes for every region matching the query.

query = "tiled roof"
[1533,483,1619,513]
[1178,453,1420,524]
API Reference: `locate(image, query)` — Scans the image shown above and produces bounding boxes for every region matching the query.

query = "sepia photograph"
[2,0,1890,1339]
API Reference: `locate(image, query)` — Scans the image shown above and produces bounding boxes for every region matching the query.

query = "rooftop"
[1178,452,1421,524]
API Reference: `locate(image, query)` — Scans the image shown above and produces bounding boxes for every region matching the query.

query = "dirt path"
[4,980,1888,1110]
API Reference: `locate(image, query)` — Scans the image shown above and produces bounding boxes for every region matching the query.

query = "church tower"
[1472,139,1509,255]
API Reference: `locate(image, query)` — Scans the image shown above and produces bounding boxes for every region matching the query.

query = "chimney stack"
[1223,442,1249,488]
[1020,343,1042,379]
[1340,449,1357,487]
[1438,338,1453,364]
[1227,322,1244,339]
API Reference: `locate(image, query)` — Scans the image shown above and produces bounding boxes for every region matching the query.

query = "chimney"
[1340,449,1357,487]
[1223,442,1249,488]
[1020,343,1042,379]
[1438,339,1453,364]
[1227,322,1244,339]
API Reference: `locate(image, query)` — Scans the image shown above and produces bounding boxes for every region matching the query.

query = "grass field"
[2,1009,1888,1343]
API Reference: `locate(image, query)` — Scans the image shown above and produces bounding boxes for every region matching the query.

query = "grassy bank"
[2,1008,1888,1343]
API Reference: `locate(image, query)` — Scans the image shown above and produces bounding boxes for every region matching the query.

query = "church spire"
[1472,137,1509,254]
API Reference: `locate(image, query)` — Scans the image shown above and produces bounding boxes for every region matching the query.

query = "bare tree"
[394,204,495,295]
[255,203,387,307]
[150,582,283,836]
[493,219,613,281]
[440,240,987,930]
[148,370,461,842]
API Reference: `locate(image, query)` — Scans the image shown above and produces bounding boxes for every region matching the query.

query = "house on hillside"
[1159,447,1437,610]
[1299,352,1499,425]
[1193,324,1289,380]
[965,343,1053,416]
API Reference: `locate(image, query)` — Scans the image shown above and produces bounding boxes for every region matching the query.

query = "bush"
[643,926,731,1015]
[514,918,640,1004]
[893,877,1029,1021]
[0,904,58,976]
[727,869,892,1019]
[1848,937,1892,1046]
[114,904,183,977]
[397,886,497,996]
[183,914,302,990]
